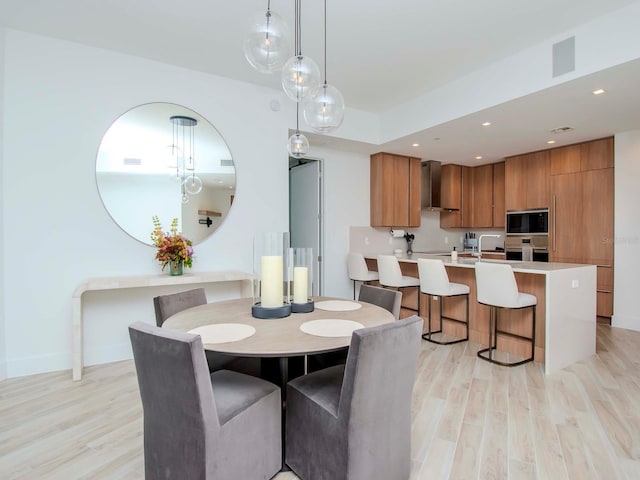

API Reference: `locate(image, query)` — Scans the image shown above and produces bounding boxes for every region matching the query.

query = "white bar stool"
[376,255,420,313]
[347,253,379,300]
[475,261,536,366]
[417,258,470,345]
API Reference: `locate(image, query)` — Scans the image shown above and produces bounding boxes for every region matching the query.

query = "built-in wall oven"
[505,209,549,262]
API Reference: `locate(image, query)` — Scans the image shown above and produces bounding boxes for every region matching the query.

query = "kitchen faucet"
[476,234,501,259]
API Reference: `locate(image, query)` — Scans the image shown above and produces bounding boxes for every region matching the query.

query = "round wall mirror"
[96,103,236,246]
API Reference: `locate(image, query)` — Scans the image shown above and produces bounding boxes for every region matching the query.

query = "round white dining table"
[162,296,395,357]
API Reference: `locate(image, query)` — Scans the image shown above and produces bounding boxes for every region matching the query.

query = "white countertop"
[366,252,594,275]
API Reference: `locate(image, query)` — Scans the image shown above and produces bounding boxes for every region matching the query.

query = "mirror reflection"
[96,103,236,246]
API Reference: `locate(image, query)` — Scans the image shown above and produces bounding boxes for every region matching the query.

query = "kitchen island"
[364,253,596,374]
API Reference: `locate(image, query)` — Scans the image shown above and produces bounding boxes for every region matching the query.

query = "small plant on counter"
[150,216,194,271]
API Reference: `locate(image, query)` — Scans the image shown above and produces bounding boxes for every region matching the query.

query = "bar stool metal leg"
[477,304,536,367]
[421,292,469,345]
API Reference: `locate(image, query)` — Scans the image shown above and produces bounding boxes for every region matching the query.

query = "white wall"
[613,130,640,332]
[309,147,371,298]
[2,30,293,377]
[0,27,6,381]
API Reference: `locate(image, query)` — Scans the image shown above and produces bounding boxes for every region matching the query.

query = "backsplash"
[349,211,504,255]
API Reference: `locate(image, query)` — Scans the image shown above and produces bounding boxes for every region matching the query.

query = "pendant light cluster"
[168,115,202,204]
[244,0,345,158]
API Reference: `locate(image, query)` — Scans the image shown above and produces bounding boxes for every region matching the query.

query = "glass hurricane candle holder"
[252,232,291,319]
[290,247,314,313]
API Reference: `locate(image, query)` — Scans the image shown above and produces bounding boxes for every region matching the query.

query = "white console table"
[72,271,253,380]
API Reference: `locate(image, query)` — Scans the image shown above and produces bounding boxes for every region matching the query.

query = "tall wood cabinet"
[370,153,421,227]
[549,137,614,318]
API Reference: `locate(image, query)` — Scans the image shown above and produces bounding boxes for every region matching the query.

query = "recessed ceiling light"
[547,140,556,144]
[482,122,491,126]
[475,156,483,160]
[593,89,605,95]
[411,143,420,147]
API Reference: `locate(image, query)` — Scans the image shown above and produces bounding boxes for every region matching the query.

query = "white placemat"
[314,300,362,312]
[188,324,256,344]
[300,319,365,337]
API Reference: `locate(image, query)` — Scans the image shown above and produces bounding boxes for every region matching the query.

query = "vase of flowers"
[151,216,193,275]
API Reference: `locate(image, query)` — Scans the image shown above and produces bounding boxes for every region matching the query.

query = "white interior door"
[289,160,323,295]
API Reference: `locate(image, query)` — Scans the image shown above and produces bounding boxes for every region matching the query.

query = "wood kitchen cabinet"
[505,150,550,211]
[550,137,614,319]
[439,164,471,228]
[440,162,504,229]
[470,162,505,228]
[492,161,505,227]
[370,152,421,227]
[471,163,493,227]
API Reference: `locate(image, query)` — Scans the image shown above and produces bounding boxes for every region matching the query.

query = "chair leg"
[477,304,536,367]
[422,294,468,345]
[353,280,356,300]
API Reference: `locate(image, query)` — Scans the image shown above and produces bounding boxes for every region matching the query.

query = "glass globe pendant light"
[170,115,202,200]
[303,0,344,132]
[281,0,321,101]
[244,0,291,73]
[288,103,309,158]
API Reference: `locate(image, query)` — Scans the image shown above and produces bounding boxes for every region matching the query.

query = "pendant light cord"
[323,0,327,85]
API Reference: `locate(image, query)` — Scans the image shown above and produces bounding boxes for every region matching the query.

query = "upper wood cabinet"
[492,162,505,228]
[505,151,550,211]
[440,164,471,228]
[550,137,614,175]
[370,153,421,227]
[470,164,493,227]
[440,162,504,229]
[440,164,462,210]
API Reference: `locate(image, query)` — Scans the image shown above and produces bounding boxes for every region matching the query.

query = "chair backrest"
[417,258,451,296]
[376,255,404,287]
[475,261,521,308]
[358,284,402,320]
[338,315,422,479]
[128,321,219,477]
[153,288,207,326]
[347,252,371,281]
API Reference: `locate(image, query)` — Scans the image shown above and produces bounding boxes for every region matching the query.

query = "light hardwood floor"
[1,324,639,479]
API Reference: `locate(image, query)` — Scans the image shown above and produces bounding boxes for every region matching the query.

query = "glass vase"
[169,260,183,276]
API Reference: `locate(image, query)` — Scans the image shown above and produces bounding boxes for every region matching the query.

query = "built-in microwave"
[505,208,549,235]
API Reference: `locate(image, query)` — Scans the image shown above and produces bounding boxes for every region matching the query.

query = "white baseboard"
[611,314,640,332]
[6,343,133,379]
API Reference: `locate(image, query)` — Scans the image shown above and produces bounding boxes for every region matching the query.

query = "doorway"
[289,157,324,295]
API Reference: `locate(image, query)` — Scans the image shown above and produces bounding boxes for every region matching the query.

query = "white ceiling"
[2,0,639,164]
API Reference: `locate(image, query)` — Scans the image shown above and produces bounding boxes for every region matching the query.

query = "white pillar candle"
[293,266,308,304]
[261,256,283,308]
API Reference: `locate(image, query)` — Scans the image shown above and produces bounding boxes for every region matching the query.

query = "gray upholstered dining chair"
[153,287,207,327]
[358,284,402,320]
[153,288,261,376]
[285,316,423,480]
[129,321,282,480]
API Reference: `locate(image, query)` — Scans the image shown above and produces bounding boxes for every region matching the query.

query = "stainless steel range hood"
[421,160,443,210]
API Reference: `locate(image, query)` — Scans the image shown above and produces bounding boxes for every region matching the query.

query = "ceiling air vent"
[123,157,142,166]
[220,159,234,167]
[550,126,575,134]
